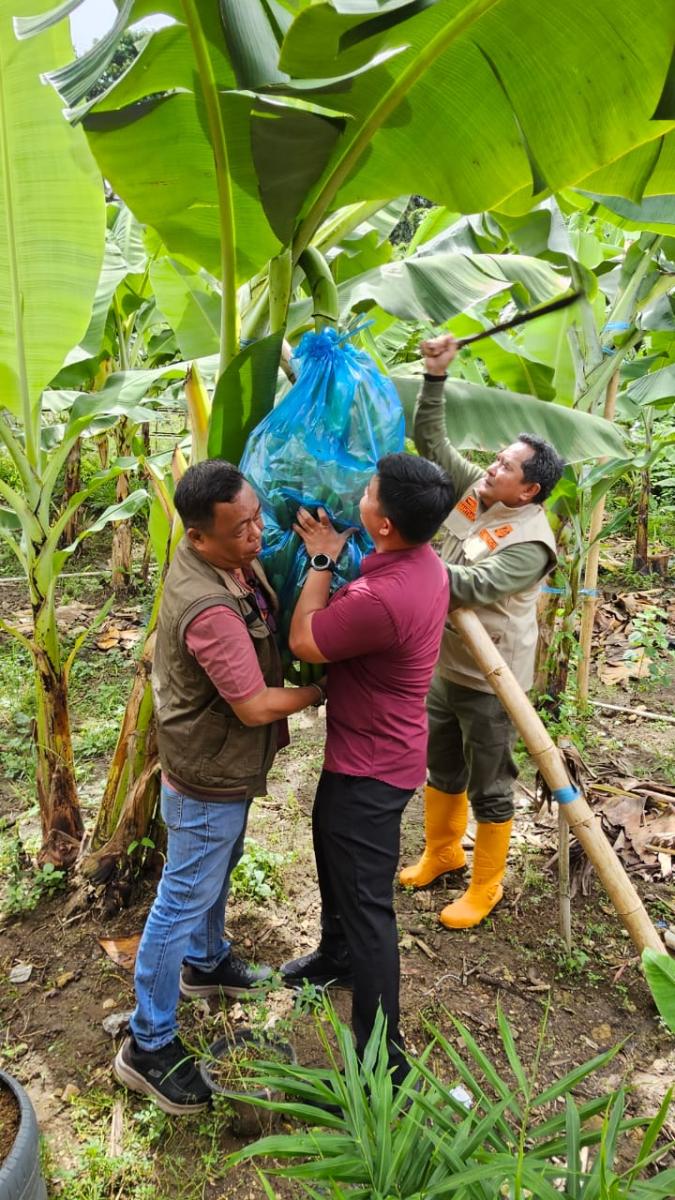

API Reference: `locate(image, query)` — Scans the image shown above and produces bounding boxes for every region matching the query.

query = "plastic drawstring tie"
[552,785,581,806]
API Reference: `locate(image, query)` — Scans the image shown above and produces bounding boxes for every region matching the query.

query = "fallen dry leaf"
[95,632,122,650]
[54,970,77,989]
[598,662,632,687]
[591,1022,613,1044]
[98,935,141,971]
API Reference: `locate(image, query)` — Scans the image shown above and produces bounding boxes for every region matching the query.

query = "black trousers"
[312,769,413,1079]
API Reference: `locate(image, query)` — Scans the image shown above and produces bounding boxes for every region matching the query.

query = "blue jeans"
[130,782,249,1050]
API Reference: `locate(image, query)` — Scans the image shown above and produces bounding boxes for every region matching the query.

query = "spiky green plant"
[226,996,674,1200]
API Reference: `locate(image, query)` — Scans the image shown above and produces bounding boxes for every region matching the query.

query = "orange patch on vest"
[494,524,513,539]
[457,495,478,521]
[478,529,498,551]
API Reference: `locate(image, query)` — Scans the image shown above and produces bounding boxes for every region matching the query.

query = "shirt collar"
[360,544,430,574]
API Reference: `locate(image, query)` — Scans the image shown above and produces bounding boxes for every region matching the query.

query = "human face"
[187,481,263,570]
[358,474,385,540]
[477,442,540,509]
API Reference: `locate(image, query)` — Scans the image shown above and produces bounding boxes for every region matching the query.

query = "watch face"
[312,553,330,569]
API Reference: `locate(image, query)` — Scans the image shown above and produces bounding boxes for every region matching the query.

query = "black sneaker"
[179,954,273,999]
[280,948,353,990]
[113,1035,211,1115]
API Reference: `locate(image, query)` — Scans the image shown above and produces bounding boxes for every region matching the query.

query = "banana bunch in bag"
[240,328,404,685]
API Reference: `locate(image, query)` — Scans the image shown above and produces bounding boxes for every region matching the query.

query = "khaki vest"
[439,486,557,692]
[152,538,282,800]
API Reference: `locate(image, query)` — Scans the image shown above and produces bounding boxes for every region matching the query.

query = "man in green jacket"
[399,335,564,928]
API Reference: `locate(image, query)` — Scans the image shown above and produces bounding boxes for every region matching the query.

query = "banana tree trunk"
[84,488,181,899]
[111,417,133,591]
[97,433,109,469]
[83,701,160,890]
[577,371,619,705]
[83,587,165,888]
[539,540,580,710]
[633,468,651,574]
[31,582,83,867]
[533,591,559,696]
[89,630,157,854]
[59,437,82,547]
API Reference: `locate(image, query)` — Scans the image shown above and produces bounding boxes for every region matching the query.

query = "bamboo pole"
[558,805,572,950]
[450,608,664,954]
[577,371,619,704]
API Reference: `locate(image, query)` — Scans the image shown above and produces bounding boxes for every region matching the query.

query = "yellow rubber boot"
[439,819,513,929]
[399,787,468,888]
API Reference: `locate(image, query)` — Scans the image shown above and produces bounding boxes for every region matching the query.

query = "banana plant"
[0,0,109,865]
[340,199,674,704]
[83,370,206,888]
[16,0,675,460]
[619,363,675,573]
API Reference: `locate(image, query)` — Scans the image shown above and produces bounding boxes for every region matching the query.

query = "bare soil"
[0,1078,20,1170]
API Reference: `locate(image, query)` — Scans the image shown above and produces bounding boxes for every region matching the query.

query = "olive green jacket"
[415,377,557,691]
[152,537,281,800]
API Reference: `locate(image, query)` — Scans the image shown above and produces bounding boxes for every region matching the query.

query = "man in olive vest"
[399,335,563,929]
[114,460,325,1115]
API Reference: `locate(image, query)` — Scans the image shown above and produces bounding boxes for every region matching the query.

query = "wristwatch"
[309,552,337,573]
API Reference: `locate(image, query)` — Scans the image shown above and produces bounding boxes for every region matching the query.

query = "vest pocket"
[195,709,268,785]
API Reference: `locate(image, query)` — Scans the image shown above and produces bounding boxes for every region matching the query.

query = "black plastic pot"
[200,1028,296,1137]
[0,1071,47,1200]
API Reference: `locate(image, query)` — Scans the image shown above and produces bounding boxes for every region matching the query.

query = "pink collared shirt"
[311,543,448,790]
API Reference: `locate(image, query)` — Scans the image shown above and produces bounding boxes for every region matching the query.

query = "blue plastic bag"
[240,328,405,669]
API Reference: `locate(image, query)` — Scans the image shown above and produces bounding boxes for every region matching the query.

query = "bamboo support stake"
[558,804,572,950]
[577,371,619,704]
[450,608,664,954]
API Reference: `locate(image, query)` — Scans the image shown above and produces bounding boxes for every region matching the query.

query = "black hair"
[376,452,455,545]
[516,434,565,503]
[174,459,245,529]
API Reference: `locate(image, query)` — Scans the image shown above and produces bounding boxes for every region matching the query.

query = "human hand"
[419,334,458,376]
[293,507,357,560]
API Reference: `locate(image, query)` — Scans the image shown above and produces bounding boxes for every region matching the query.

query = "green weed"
[0,833,66,915]
[46,1090,167,1200]
[623,604,674,688]
[230,838,291,904]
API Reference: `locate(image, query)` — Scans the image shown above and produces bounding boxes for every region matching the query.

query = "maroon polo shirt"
[311,543,449,790]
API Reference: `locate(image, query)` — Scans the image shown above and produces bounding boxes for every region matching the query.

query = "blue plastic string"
[552,785,581,806]
[540,586,599,596]
[601,320,632,354]
[335,319,376,345]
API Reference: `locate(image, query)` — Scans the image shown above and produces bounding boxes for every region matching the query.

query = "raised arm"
[414,335,483,496]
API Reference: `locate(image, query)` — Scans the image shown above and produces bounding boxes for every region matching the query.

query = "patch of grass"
[647,895,675,925]
[73,717,123,764]
[0,639,36,795]
[659,753,675,786]
[45,1090,168,1200]
[518,852,551,894]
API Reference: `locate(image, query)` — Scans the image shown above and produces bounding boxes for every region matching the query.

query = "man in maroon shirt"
[282,452,454,1084]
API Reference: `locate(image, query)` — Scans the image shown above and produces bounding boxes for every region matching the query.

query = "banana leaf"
[0,0,104,430]
[392,372,628,462]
